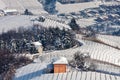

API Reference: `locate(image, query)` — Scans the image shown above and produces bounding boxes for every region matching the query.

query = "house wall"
[38,46,43,55]
[54,64,67,73]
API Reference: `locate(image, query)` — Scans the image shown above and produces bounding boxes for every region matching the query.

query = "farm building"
[3,9,19,15]
[53,57,68,73]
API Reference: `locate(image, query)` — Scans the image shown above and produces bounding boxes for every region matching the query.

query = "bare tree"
[69,51,90,71]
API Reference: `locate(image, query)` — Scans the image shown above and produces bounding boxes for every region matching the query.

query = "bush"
[69,51,90,70]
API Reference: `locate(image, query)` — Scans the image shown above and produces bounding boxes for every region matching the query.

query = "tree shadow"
[14,68,44,80]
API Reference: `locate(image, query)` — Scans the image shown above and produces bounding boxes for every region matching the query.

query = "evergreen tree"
[40,0,57,14]
[24,9,33,15]
[69,18,80,30]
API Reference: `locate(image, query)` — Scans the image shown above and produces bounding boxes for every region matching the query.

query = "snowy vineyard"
[12,37,120,80]
[13,61,120,80]
[0,15,70,33]
[97,35,120,48]
[0,0,46,14]
[40,40,120,66]
[14,68,120,80]
[39,71,120,80]
[37,40,120,74]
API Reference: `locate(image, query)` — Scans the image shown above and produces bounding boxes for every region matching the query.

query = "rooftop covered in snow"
[53,57,68,64]
[32,41,42,46]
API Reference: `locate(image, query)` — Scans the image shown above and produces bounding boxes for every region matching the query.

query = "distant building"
[53,57,68,73]
[3,9,19,15]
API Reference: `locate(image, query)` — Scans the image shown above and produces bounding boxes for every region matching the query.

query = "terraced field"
[97,34,120,49]
[14,61,120,80]
[0,15,70,33]
[1,0,47,14]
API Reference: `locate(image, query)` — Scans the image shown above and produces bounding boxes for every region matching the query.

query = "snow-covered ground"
[0,0,6,9]
[56,1,102,14]
[0,15,70,33]
[76,18,96,27]
[0,15,32,33]
[0,0,47,14]
[97,34,120,48]
[14,66,120,80]
[1,0,120,79]
[13,62,48,80]
[56,1,120,14]
[39,40,120,67]
[13,34,120,80]
[13,39,120,80]
[38,71,120,80]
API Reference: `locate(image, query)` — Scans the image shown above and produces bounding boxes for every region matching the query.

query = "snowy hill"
[97,34,120,48]
[14,62,120,80]
[56,1,102,14]
[56,1,120,14]
[76,18,96,28]
[0,15,70,33]
[13,62,48,80]
[0,0,6,9]
[38,71,120,80]
[0,0,120,79]
[0,0,47,15]
[13,39,120,80]
[40,40,120,66]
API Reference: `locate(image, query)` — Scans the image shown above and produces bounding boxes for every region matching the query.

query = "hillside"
[14,61,120,80]
[0,15,70,33]
[13,39,120,80]
[97,34,120,49]
[0,0,47,14]
[0,0,120,80]
[56,1,102,14]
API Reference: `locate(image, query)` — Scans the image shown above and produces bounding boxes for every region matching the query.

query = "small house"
[32,41,43,55]
[53,57,68,73]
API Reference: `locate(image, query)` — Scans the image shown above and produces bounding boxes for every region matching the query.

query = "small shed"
[32,41,43,55]
[53,57,68,73]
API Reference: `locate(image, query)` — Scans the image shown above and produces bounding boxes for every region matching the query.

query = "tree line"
[0,25,79,53]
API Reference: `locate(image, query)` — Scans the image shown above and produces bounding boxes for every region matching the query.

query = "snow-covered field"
[56,1,120,14]
[40,40,120,67]
[0,0,47,14]
[13,39,120,80]
[0,15,70,33]
[97,34,120,48]
[39,71,120,80]
[0,15,32,33]
[14,64,120,80]
[76,18,96,27]
[56,1,102,14]
[0,0,119,15]
[0,0,6,9]
[13,62,48,80]
[0,0,120,79]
